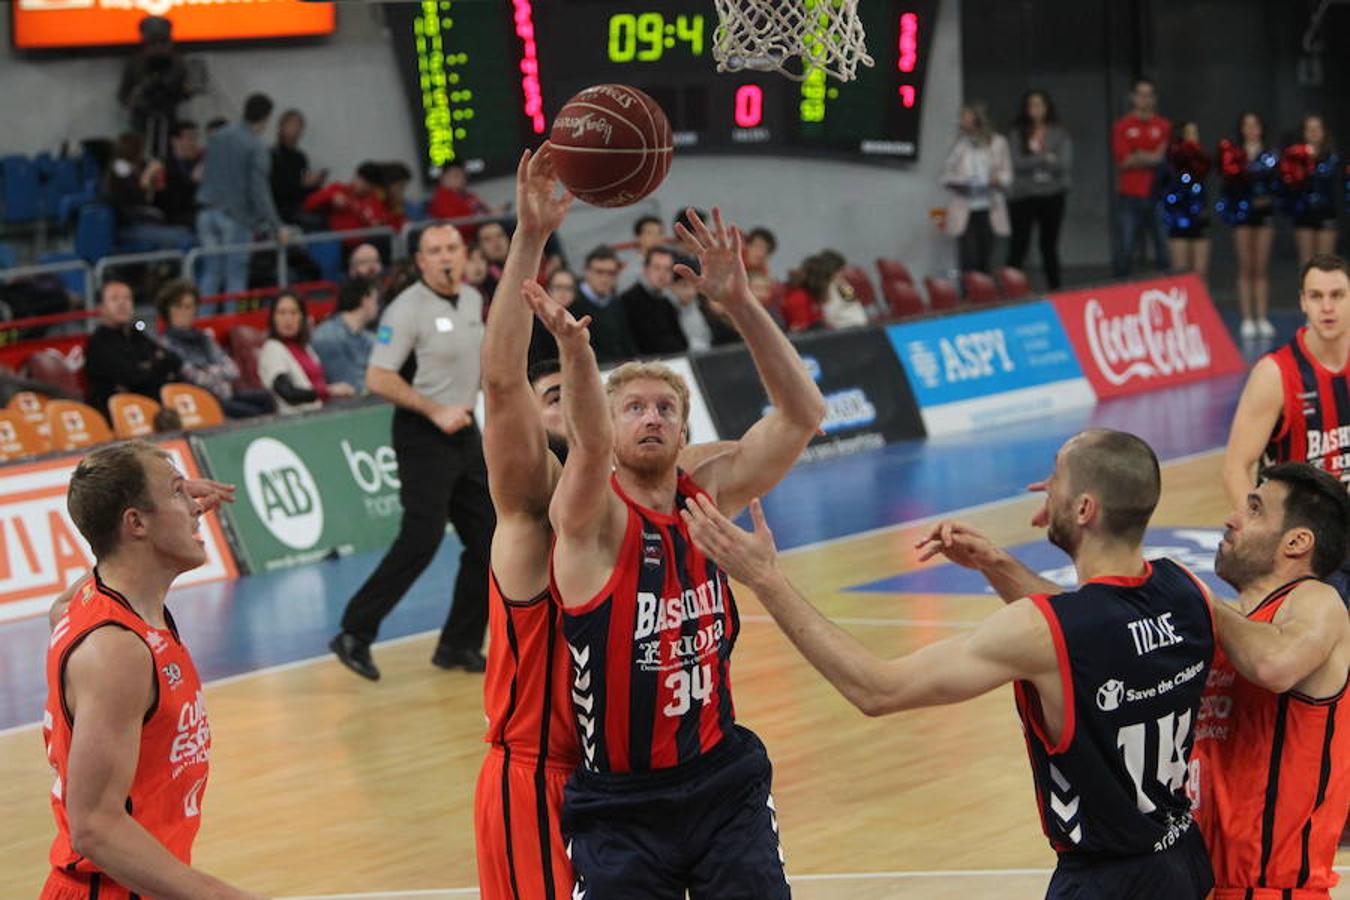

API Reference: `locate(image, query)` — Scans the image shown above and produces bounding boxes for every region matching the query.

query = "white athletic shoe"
[1239,319,1257,339]
[1257,319,1276,338]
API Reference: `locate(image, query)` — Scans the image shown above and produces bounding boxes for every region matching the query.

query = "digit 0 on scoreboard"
[734,84,763,128]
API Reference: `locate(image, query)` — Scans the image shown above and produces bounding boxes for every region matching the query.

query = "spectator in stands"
[619,214,665,290]
[197,93,290,297]
[742,227,778,276]
[104,132,195,251]
[205,117,227,134]
[156,120,204,229]
[379,161,414,232]
[347,242,384,283]
[783,251,868,332]
[463,243,498,306]
[1111,77,1171,277]
[573,245,637,364]
[1007,89,1072,290]
[84,280,182,414]
[941,102,1013,274]
[622,246,687,355]
[271,109,326,228]
[528,268,576,366]
[428,161,492,242]
[311,277,378,394]
[476,221,510,282]
[155,280,275,418]
[258,290,356,415]
[748,270,786,330]
[302,162,394,237]
[672,264,741,350]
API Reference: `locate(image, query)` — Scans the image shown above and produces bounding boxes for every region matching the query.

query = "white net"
[711,0,874,83]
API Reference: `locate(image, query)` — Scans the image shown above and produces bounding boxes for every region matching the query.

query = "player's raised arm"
[482,146,573,517]
[683,496,1057,716]
[1212,581,1347,694]
[673,209,825,516]
[1221,356,1284,510]
[524,282,618,545]
[63,629,266,900]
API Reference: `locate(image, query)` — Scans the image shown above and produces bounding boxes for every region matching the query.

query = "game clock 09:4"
[607,12,704,63]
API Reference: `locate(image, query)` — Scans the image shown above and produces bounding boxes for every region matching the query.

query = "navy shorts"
[562,725,790,900]
[1046,826,1213,900]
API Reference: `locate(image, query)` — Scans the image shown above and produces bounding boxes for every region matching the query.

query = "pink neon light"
[898,12,918,73]
[898,85,916,108]
[734,84,763,128]
[513,0,546,134]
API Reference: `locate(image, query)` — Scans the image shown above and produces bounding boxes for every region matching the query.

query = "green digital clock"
[607,12,704,63]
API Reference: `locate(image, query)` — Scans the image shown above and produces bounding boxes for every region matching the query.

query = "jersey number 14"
[1117,709,1193,813]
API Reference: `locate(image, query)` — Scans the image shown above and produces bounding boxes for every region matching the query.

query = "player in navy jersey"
[1223,255,1349,598]
[684,429,1216,899]
[523,207,825,898]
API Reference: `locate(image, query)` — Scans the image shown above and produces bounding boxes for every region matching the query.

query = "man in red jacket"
[1112,77,1172,277]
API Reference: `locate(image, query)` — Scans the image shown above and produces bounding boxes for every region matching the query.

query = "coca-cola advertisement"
[1050,274,1244,399]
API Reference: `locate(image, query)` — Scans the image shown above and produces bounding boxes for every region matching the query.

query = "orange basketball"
[549,84,673,208]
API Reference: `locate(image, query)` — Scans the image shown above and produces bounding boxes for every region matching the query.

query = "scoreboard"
[386,0,938,178]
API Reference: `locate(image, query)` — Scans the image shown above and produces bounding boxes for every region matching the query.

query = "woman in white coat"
[941,102,1013,274]
[258,290,356,415]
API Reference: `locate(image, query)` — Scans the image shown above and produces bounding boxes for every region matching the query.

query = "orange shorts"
[475,745,576,900]
[41,869,135,900]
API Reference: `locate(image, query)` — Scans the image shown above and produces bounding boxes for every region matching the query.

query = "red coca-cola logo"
[1083,286,1212,386]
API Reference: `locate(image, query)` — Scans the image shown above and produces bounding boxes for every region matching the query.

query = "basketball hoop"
[711,0,874,83]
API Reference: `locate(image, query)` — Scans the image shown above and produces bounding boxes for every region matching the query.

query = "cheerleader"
[1281,114,1340,267]
[1217,112,1279,339]
[1162,122,1212,278]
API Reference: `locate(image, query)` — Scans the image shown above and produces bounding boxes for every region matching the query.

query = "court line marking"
[0,447,1225,738]
[277,863,1350,897]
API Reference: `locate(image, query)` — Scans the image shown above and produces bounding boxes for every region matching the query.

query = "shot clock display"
[388,0,937,180]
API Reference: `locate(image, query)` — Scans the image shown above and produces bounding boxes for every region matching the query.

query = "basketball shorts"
[1045,826,1213,900]
[41,869,137,900]
[475,744,576,900]
[562,725,790,900]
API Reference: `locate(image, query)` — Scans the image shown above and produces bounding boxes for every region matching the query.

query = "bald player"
[686,430,1217,900]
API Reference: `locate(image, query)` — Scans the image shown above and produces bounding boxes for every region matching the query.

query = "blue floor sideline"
[0,369,1246,731]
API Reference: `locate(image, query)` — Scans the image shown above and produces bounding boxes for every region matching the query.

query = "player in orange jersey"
[42,442,265,900]
[473,147,731,900]
[1196,462,1349,899]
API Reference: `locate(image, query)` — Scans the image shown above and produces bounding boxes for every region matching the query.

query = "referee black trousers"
[340,417,495,654]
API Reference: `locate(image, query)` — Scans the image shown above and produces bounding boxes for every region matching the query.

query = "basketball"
[548,84,673,208]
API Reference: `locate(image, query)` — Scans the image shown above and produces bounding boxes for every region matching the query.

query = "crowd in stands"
[943,79,1347,338]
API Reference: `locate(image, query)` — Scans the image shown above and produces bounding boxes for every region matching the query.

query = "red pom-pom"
[1218,139,1245,179]
[1280,144,1314,187]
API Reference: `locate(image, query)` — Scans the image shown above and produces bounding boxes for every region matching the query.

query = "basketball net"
[711,0,874,82]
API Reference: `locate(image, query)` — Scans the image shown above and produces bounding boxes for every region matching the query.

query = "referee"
[330,223,495,679]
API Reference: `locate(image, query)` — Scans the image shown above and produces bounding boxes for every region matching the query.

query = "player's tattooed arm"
[915,519,1060,603]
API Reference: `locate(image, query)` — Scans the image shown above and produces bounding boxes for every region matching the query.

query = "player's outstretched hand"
[681,495,779,590]
[185,478,236,513]
[523,280,591,348]
[673,207,751,310]
[515,144,574,239]
[1026,479,1050,528]
[914,519,1002,569]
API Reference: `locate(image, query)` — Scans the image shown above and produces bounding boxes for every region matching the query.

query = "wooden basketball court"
[0,450,1345,898]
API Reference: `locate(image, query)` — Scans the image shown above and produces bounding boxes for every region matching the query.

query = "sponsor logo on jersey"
[161,662,183,689]
[634,580,724,641]
[169,690,211,777]
[243,437,325,550]
[641,530,663,569]
[1097,678,1125,711]
[144,629,168,655]
[183,775,207,818]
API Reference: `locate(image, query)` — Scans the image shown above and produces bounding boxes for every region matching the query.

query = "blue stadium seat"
[404,198,428,221]
[1,155,41,223]
[307,239,343,281]
[74,203,116,263]
[38,251,87,299]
